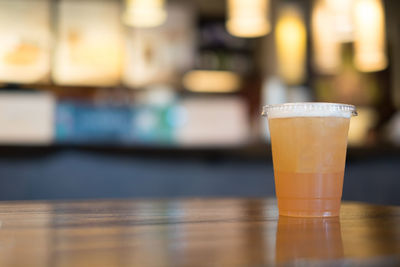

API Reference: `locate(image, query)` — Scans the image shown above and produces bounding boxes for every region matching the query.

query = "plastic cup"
[262,102,357,217]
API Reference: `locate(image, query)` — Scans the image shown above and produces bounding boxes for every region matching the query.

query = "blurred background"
[0,0,399,204]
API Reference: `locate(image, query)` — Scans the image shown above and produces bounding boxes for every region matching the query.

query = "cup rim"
[262,102,357,117]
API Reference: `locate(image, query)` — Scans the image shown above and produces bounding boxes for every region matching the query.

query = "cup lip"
[262,102,357,117]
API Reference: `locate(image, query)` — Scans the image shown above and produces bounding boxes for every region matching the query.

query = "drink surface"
[269,116,350,217]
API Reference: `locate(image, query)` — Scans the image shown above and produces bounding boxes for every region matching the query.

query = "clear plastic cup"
[262,102,357,217]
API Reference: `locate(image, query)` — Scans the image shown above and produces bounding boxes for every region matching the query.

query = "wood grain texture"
[0,198,398,266]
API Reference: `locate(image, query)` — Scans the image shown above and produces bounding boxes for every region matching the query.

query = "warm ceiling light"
[123,0,167,28]
[325,0,355,42]
[275,5,306,85]
[0,0,51,84]
[312,0,341,74]
[353,0,387,72]
[182,70,241,93]
[226,0,270,38]
[53,0,122,86]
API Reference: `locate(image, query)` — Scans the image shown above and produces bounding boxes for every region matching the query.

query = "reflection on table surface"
[276,216,344,264]
[0,198,399,266]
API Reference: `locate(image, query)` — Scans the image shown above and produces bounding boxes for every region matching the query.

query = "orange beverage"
[263,103,357,217]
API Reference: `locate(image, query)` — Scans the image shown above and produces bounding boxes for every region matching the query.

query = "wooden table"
[0,198,399,266]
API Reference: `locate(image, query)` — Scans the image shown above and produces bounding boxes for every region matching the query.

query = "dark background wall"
[0,146,399,205]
